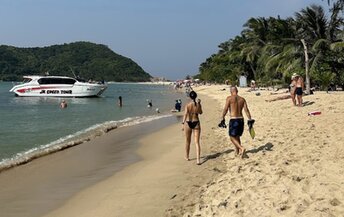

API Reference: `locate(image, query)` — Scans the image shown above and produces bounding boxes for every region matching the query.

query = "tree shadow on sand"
[246,142,274,154]
[200,149,234,165]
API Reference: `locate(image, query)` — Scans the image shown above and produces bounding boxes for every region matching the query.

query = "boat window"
[38,78,76,85]
[23,78,32,83]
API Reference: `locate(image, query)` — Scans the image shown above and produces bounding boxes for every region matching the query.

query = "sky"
[0,0,330,80]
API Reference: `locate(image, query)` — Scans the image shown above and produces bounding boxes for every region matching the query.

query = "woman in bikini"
[290,74,297,106]
[182,91,203,165]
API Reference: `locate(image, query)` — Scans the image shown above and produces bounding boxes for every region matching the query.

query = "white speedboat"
[10,76,107,97]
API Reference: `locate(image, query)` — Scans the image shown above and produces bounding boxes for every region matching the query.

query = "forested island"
[197,0,344,91]
[0,41,151,82]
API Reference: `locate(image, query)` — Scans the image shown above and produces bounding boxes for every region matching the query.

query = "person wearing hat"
[290,74,298,106]
[182,90,203,165]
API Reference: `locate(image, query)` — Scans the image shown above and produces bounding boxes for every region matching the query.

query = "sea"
[0,82,186,170]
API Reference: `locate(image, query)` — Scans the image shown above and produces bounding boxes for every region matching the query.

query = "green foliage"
[0,41,151,82]
[197,1,343,88]
[312,64,336,90]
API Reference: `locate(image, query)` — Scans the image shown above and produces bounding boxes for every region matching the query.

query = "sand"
[46,86,344,217]
[44,94,221,217]
[166,86,344,216]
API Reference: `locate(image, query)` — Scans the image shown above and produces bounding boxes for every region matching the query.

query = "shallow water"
[0,82,186,163]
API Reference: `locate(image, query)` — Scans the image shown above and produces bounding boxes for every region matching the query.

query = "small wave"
[0,114,173,173]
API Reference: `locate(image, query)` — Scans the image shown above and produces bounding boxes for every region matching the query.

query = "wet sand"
[0,115,181,217]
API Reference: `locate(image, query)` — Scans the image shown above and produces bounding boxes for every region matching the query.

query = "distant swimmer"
[221,86,253,159]
[182,91,202,165]
[60,100,67,109]
[118,96,123,107]
[147,99,153,108]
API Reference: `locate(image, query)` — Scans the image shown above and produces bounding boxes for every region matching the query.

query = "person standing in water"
[118,96,123,107]
[60,100,67,109]
[222,86,252,158]
[147,99,153,108]
[182,91,203,165]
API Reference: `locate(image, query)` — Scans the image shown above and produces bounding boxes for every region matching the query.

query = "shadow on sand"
[303,101,315,106]
[246,142,274,154]
[200,149,234,165]
[199,143,274,164]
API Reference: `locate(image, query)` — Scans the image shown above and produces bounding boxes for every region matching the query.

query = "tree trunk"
[301,39,311,94]
[249,63,256,80]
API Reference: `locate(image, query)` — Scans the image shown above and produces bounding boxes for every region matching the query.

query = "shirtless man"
[295,75,305,107]
[222,86,252,158]
[60,100,67,109]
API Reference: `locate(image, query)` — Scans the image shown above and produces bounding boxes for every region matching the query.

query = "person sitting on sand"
[60,100,67,109]
[175,99,181,112]
[182,91,202,165]
[171,99,182,112]
[221,86,252,158]
[295,74,305,107]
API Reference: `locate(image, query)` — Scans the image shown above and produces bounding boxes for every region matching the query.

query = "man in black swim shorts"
[295,75,305,107]
[222,86,253,158]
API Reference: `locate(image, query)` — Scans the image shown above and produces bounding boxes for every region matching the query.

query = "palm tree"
[294,4,343,93]
[239,17,271,80]
[324,0,344,7]
[197,2,343,87]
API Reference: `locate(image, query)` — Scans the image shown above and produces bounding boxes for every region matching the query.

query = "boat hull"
[10,79,107,97]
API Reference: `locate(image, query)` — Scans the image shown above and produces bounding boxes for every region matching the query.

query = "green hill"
[0,41,152,82]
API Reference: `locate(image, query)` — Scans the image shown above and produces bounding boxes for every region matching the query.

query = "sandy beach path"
[45,94,222,217]
[167,86,344,217]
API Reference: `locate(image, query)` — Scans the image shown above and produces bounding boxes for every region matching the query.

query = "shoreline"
[44,92,221,217]
[0,114,174,173]
[0,115,182,217]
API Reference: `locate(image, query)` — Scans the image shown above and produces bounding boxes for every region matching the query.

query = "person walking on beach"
[295,75,305,107]
[290,74,297,106]
[182,91,203,165]
[221,86,252,158]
